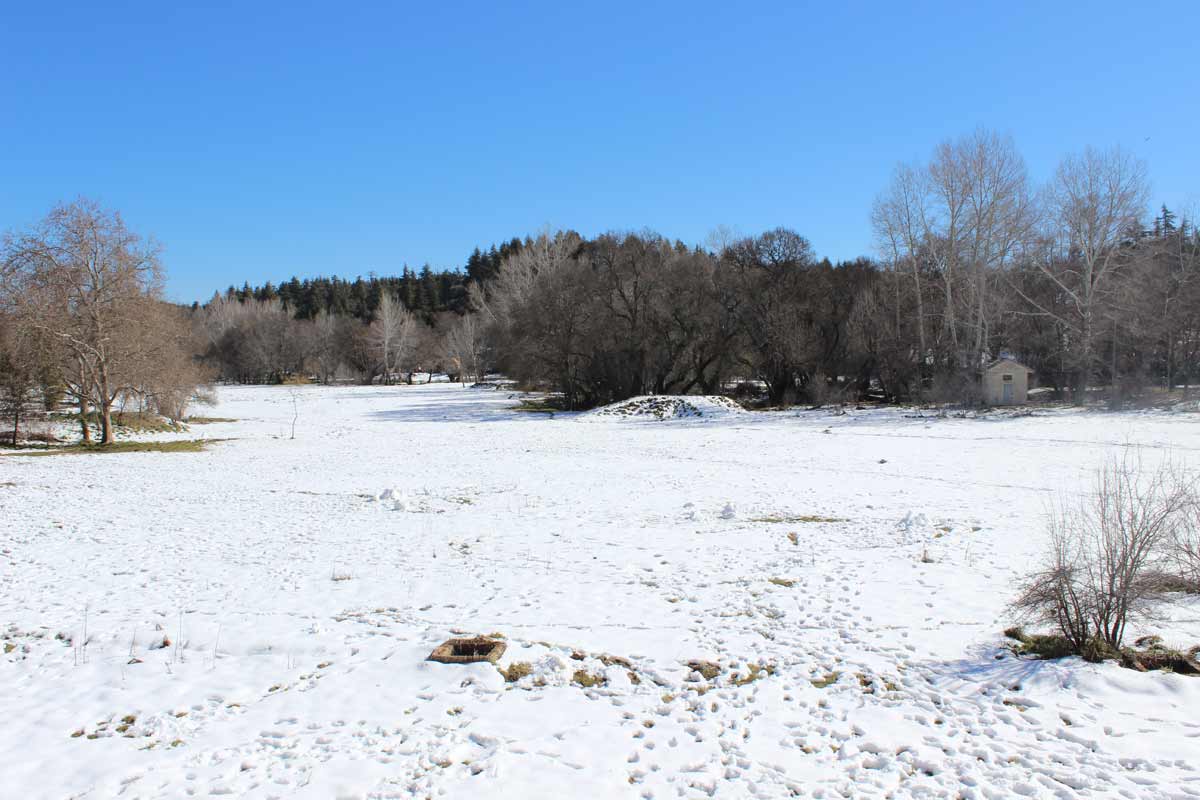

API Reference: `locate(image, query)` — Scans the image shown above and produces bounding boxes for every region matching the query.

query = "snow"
[2,384,1199,799]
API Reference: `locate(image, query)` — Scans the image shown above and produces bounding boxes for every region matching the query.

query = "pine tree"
[418,265,438,310]
[1160,204,1177,234]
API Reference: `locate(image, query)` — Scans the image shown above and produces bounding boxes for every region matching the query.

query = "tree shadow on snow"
[921,642,1084,696]
[365,394,573,424]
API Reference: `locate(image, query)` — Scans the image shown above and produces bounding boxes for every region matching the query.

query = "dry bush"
[1012,450,1191,657]
[1170,500,1200,593]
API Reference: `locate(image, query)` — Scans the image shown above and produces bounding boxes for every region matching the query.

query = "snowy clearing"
[2,384,1199,799]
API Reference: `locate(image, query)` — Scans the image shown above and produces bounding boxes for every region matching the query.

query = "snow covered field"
[2,384,1199,799]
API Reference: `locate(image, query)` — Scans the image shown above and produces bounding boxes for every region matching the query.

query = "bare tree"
[445,313,485,385]
[0,314,43,444]
[872,131,1037,401]
[1034,147,1150,402]
[925,139,971,361]
[958,130,1036,367]
[722,228,819,405]
[367,293,415,385]
[470,229,578,326]
[6,199,169,443]
[309,310,342,384]
[124,300,211,420]
[872,164,931,370]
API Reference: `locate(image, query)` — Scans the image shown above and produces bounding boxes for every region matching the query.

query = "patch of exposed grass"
[51,411,185,434]
[768,577,796,588]
[687,660,721,681]
[1006,626,1199,674]
[597,653,632,669]
[572,669,606,688]
[731,663,774,686]
[186,416,237,424]
[500,662,532,682]
[855,672,899,693]
[753,514,846,524]
[6,439,225,457]
[811,671,841,688]
[1121,644,1199,674]
[1003,627,1077,660]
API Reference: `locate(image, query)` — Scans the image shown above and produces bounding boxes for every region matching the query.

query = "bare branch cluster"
[1013,450,1197,655]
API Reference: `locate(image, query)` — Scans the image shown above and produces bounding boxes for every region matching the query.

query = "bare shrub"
[1169,499,1200,593]
[1012,450,1191,657]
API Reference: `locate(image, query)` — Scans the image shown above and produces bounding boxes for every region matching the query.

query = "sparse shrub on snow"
[1011,450,1192,659]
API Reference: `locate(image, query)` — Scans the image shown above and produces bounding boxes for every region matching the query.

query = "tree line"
[215,266,469,320]
[195,292,477,386]
[468,132,1199,409]
[3,129,1199,445]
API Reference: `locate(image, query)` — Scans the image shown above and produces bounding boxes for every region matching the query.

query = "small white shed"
[982,358,1032,405]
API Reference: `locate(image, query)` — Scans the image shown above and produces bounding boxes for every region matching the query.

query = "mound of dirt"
[586,395,747,421]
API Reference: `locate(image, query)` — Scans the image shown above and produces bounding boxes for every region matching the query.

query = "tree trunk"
[78,397,92,443]
[1109,319,1121,410]
[1074,312,1094,406]
[98,364,114,445]
[100,401,113,444]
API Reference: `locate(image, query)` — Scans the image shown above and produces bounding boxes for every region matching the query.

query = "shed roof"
[983,357,1031,373]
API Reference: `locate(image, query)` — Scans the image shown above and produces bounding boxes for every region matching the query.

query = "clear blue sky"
[3,2,1197,303]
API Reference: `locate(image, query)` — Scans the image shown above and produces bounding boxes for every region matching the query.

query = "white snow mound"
[585,395,747,421]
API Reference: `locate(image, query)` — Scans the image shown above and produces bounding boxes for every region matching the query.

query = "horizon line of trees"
[205,237,530,321]
[460,133,1198,409]
[4,129,1200,444]
[192,243,528,386]
[166,131,1200,410]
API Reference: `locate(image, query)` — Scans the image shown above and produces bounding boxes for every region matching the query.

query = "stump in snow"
[428,637,506,664]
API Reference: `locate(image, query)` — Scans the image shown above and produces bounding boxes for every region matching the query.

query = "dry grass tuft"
[500,662,532,682]
[731,663,775,686]
[572,669,606,688]
[754,514,846,524]
[811,671,841,688]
